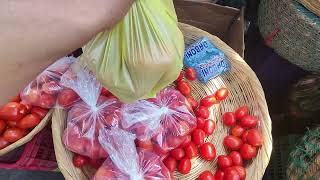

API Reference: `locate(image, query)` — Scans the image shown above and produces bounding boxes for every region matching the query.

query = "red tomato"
[223,167,240,180]
[222,112,236,127]
[136,139,153,151]
[185,68,197,81]
[163,156,177,172]
[231,126,245,137]
[229,151,243,166]
[200,95,218,107]
[89,158,104,169]
[246,129,263,147]
[0,120,6,134]
[101,87,112,97]
[240,144,257,160]
[197,117,206,129]
[179,135,192,148]
[233,166,246,180]
[73,154,89,168]
[192,129,206,145]
[203,120,216,135]
[187,97,198,110]
[214,88,229,101]
[0,102,27,121]
[31,107,49,119]
[22,88,40,105]
[7,121,17,127]
[17,113,41,129]
[153,144,169,156]
[21,103,32,114]
[0,137,10,149]
[57,89,79,108]
[240,115,258,128]
[235,106,249,120]
[38,93,56,108]
[178,157,191,174]
[175,71,184,82]
[241,130,249,143]
[170,148,185,160]
[198,171,215,180]
[42,81,61,94]
[195,106,210,119]
[167,135,184,148]
[3,128,27,143]
[215,170,224,180]
[217,155,233,169]
[199,142,216,161]
[11,95,21,103]
[184,142,198,158]
[177,81,191,97]
[223,135,243,151]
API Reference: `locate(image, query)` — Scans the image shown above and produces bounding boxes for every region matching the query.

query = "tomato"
[222,112,236,127]
[231,125,245,137]
[241,130,249,143]
[192,129,206,145]
[42,81,62,94]
[198,170,215,180]
[235,106,249,120]
[7,121,17,127]
[233,166,246,180]
[136,139,153,151]
[240,144,257,160]
[3,128,27,143]
[0,102,27,121]
[184,142,198,158]
[0,119,6,134]
[101,87,112,97]
[175,71,184,83]
[223,135,243,151]
[31,107,49,119]
[246,129,263,147]
[38,93,56,108]
[167,135,184,148]
[179,135,192,148]
[177,81,191,97]
[185,68,197,81]
[163,156,177,172]
[177,157,191,174]
[22,88,40,105]
[203,120,215,135]
[214,88,229,101]
[199,142,216,161]
[73,154,89,168]
[57,89,79,108]
[17,113,41,129]
[153,144,169,155]
[170,148,185,160]
[229,151,243,166]
[200,95,218,107]
[223,167,240,180]
[0,137,10,149]
[197,117,206,129]
[187,97,198,110]
[89,158,104,169]
[240,115,258,128]
[21,103,32,113]
[217,155,233,169]
[195,106,210,119]
[11,95,21,103]
[215,170,224,180]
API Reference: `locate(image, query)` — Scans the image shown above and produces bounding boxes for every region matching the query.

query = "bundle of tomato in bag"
[121,87,196,156]
[93,128,171,179]
[61,68,122,159]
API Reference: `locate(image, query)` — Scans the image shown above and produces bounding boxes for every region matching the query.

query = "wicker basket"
[258,0,320,73]
[52,23,272,180]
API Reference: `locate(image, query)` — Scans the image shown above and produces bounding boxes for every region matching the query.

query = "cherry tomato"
[222,112,236,127]
[178,157,191,174]
[240,144,257,160]
[200,95,218,107]
[229,151,243,166]
[17,113,41,129]
[185,68,197,81]
[163,156,177,172]
[240,115,258,128]
[223,135,243,151]
[0,120,6,134]
[214,88,229,101]
[89,158,104,169]
[231,125,245,137]
[175,71,184,83]
[187,97,198,110]
[101,87,112,97]
[3,128,27,143]
[198,170,215,180]
[170,148,185,160]
[21,103,32,114]
[235,106,249,120]
[0,102,27,121]
[184,142,198,158]
[11,95,21,103]
[215,170,224,180]
[192,129,206,145]
[246,129,263,147]
[197,117,206,129]
[200,142,216,161]
[73,154,89,168]
[233,166,246,180]
[241,130,249,143]
[7,121,17,127]
[38,93,56,108]
[217,155,233,169]
[195,106,210,119]
[223,167,240,180]
[136,139,153,151]
[57,89,79,108]
[22,88,40,105]
[42,81,61,94]
[203,120,216,135]
[167,135,184,148]
[177,81,191,97]
[0,137,10,149]
[179,135,192,148]
[31,107,49,119]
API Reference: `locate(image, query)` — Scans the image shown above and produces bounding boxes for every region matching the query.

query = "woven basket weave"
[258,0,320,73]
[52,23,272,180]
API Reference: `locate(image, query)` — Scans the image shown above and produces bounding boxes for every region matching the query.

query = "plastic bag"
[93,128,171,180]
[80,0,184,103]
[121,87,196,155]
[62,68,122,159]
[20,56,77,109]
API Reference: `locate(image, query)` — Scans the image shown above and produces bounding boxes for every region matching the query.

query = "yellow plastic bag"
[80,0,184,103]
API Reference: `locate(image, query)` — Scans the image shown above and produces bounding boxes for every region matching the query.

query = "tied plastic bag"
[62,68,122,159]
[80,0,184,103]
[93,128,171,180]
[121,87,196,155]
[21,56,77,108]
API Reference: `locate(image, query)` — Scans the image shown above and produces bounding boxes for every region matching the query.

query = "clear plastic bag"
[80,0,184,103]
[93,128,171,180]
[62,68,122,159]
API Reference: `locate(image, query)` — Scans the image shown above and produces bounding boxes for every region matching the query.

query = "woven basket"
[52,23,272,180]
[0,110,53,156]
[299,0,320,17]
[258,0,320,73]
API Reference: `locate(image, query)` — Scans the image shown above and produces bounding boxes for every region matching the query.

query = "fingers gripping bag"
[61,68,122,159]
[93,128,171,180]
[80,0,184,103]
